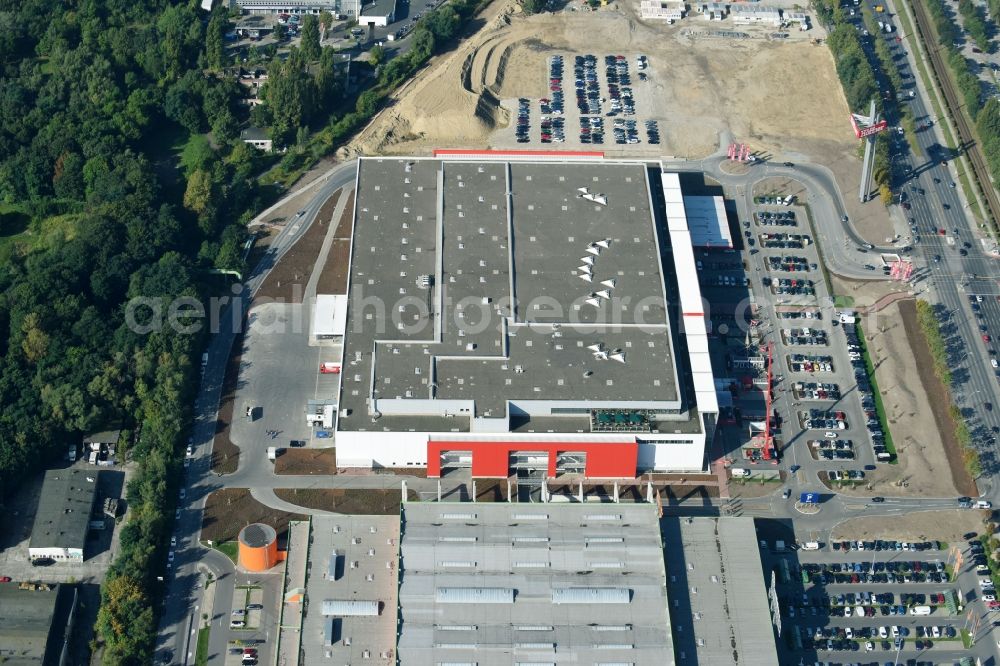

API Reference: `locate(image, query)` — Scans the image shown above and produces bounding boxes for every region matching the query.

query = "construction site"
[347,0,851,162]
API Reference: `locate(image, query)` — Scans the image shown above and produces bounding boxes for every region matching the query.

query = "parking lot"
[222,580,281,666]
[498,52,663,151]
[700,187,890,478]
[762,538,977,664]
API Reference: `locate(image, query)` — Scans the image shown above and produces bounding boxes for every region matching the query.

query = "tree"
[205,9,228,70]
[368,44,385,67]
[301,15,321,61]
[522,0,544,14]
[183,169,213,215]
[319,10,333,34]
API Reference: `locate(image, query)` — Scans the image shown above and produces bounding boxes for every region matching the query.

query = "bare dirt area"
[729,479,785,499]
[831,509,986,542]
[255,190,342,304]
[833,300,969,498]
[273,447,338,475]
[315,189,354,294]
[273,488,417,514]
[896,299,977,497]
[347,0,854,165]
[830,273,908,307]
[211,329,244,475]
[202,488,306,544]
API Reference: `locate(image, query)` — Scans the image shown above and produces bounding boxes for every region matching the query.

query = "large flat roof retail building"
[396,502,673,665]
[332,156,718,476]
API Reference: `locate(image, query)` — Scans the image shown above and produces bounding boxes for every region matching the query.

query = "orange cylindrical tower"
[238,523,278,572]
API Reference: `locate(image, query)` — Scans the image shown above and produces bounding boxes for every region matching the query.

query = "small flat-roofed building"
[0,584,78,666]
[397,502,673,665]
[359,0,395,26]
[28,470,99,562]
[785,10,810,28]
[730,4,782,25]
[699,2,727,19]
[82,430,120,449]
[639,0,686,20]
[241,126,274,152]
[333,157,719,477]
[311,294,349,340]
[662,516,780,665]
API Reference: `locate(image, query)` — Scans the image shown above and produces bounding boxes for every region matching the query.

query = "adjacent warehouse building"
[396,502,673,665]
[28,469,99,562]
[332,157,719,477]
[662,517,780,665]
[231,0,361,16]
[0,584,78,666]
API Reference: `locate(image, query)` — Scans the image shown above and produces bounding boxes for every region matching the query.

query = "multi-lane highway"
[866,0,1000,492]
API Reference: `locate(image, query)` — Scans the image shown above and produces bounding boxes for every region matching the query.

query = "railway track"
[907,0,1000,228]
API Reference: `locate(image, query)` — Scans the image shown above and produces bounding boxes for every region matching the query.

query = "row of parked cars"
[783,328,828,346]
[645,120,660,144]
[760,232,812,249]
[574,54,602,115]
[828,469,865,481]
[540,116,565,144]
[755,210,798,226]
[769,277,816,296]
[767,255,816,272]
[829,540,941,553]
[579,116,604,144]
[515,98,531,143]
[842,325,891,462]
[812,440,856,461]
[795,381,841,400]
[612,118,640,144]
[789,353,834,373]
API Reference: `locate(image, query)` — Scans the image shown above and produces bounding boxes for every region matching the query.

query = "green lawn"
[833,295,855,308]
[855,321,898,461]
[212,541,239,563]
[195,626,210,666]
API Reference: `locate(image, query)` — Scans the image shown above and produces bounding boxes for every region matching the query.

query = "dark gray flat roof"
[360,0,395,17]
[337,158,684,433]
[0,584,73,666]
[28,469,98,552]
[663,517,780,665]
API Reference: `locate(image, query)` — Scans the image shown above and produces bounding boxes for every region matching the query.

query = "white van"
[800,541,820,551]
[909,605,932,616]
[731,468,751,478]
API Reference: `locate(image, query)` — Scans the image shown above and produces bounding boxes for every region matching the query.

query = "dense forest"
[0,0,489,661]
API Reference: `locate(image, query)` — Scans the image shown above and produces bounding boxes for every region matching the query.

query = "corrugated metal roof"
[551,588,631,605]
[321,600,380,616]
[435,588,514,604]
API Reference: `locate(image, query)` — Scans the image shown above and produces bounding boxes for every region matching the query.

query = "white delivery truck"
[268,447,279,461]
[908,605,932,616]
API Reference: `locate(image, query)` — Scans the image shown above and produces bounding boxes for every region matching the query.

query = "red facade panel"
[427,440,638,479]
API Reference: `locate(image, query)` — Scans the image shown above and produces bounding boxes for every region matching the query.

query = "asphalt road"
[154,161,359,666]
